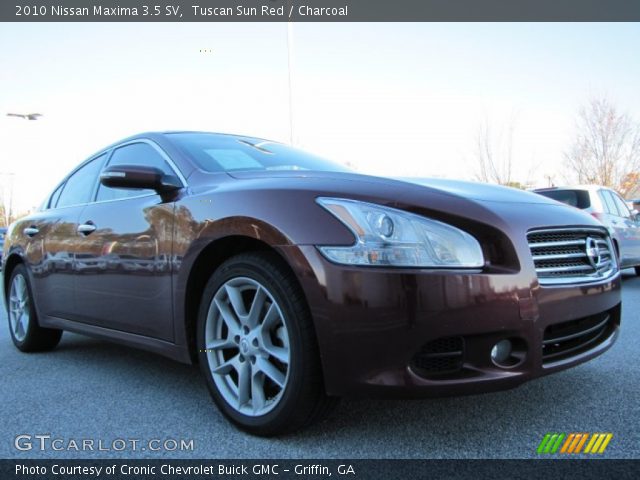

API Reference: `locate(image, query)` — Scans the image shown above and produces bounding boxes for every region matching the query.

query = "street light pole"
[286,14,296,145]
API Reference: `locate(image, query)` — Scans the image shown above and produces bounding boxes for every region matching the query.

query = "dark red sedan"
[2,132,621,435]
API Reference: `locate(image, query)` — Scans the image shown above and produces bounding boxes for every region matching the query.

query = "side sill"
[39,315,193,365]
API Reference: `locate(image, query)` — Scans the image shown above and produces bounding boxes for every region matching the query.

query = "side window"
[599,191,617,215]
[96,142,175,202]
[56,154,106,208]
[48,183,65,209]
[611,193,631,218]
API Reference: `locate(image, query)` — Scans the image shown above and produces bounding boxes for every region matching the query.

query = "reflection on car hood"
[395,177,557,204]
[228,170,558,205]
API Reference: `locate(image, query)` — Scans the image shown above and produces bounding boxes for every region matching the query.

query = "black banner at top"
[2,0,640,22]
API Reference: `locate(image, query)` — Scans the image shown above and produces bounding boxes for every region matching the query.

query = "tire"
[197,252,337,436]
[7,264,62,352]
[635,266,640,276]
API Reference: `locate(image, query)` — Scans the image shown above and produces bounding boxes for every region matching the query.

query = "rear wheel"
[197,252,336,436]
[7,264,62,352]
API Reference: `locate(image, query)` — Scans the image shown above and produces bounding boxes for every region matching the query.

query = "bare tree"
[474,115,519,186]
[564,97,640,195]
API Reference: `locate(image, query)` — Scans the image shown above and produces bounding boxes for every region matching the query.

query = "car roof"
[125,130,273,145]
[534,185,611,193]
[80,131,277,166]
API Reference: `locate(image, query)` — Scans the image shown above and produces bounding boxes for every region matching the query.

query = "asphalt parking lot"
[1,271,638,459]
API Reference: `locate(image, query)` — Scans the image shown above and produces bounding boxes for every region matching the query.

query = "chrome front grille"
[527,228,617,285]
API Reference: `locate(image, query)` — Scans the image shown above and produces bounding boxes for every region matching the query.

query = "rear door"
[35,154,108,319]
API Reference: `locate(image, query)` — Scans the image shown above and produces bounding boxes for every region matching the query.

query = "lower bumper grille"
[411,336,464,377]
[542,310,617,364]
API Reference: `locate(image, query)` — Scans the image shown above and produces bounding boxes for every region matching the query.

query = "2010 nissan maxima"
[2,132,621,435]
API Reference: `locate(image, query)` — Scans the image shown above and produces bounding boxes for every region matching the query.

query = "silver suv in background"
[534,185,640,275]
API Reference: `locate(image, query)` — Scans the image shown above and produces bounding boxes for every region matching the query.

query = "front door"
[71,141,180,341]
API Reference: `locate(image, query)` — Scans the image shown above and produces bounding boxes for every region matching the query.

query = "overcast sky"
[1,22,639,212]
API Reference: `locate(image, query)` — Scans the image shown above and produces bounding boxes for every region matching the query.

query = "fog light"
[491,339,512,364]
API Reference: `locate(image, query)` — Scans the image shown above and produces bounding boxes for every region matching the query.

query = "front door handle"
[77,222,97,235]
[24,226,39,237]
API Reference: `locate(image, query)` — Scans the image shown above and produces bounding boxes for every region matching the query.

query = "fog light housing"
[491,340,512,364]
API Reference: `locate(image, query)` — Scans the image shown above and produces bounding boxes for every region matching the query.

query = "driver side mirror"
[100,165,182,194]
[631,209,639,221]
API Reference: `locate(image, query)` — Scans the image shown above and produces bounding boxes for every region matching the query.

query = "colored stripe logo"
[537,433,613,454]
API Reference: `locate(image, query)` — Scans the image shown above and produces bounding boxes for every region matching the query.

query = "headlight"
[316,198,484,268]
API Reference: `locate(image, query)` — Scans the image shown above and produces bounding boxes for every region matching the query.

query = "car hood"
[393,177,556,204]
[228,170,557,205]
[189,169,603,246]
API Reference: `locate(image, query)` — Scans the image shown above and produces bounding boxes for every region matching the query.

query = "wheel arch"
[2,253,24,307]
[180,234,310,364]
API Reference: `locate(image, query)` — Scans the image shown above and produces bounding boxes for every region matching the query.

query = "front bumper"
[280,245,621,398]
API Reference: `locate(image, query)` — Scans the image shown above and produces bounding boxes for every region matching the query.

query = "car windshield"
[536,189,591,209]
[168,132,351,174]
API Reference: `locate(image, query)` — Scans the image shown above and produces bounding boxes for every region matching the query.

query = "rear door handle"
[77,222,97,235]
[23,226,39,237]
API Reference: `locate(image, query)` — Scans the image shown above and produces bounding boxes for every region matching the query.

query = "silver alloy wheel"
[205,277,291,416]
[9,274,30,342]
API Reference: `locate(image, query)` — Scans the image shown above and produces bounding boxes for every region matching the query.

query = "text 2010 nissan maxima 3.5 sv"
[2,132,621,435]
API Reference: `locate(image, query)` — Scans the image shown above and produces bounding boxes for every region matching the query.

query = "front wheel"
[7,264,62,352]
[197,252,336,436]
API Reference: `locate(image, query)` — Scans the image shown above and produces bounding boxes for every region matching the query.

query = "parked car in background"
[534,185,640,275]
[0,227,6,266]
[2,132,623,435]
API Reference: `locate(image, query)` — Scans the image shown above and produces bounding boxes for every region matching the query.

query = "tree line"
[475,97,640,198]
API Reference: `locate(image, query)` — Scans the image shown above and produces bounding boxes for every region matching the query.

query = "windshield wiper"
[237,139,275,154]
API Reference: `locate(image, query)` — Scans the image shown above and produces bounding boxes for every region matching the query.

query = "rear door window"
[536,189,591,209]
[599,191,617,215]
[48,183,65,209]
[56,154,107,208]
[611,192,631,218]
